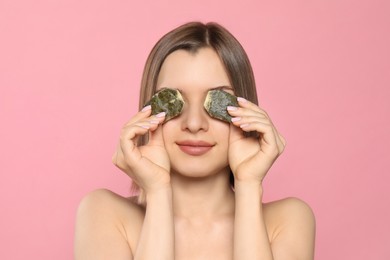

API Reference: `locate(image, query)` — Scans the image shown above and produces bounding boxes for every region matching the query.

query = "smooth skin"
[74,48,315,260]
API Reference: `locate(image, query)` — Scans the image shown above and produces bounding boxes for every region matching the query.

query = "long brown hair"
[133,22,259,203]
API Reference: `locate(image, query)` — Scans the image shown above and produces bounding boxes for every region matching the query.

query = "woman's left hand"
[228,97,286,184]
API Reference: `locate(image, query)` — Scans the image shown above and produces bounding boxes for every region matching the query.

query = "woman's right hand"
[112,105,171,193]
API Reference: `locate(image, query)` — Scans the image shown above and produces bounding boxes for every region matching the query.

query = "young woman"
[74,22,315,260]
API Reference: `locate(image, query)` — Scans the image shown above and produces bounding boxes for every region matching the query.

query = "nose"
[180,102,209,133]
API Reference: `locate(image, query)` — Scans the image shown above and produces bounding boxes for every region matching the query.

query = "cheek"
[161,121,177,142]
[213,120,230,133]
[212,122,231,144]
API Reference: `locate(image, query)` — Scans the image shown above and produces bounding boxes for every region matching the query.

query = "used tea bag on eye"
[144,88,185,122]
[204,89,238,122]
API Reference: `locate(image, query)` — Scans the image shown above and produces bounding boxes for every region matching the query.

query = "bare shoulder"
[263,197,316,260]
[264,197,315,224]
[76,188,144,217]
[74,189,145,259]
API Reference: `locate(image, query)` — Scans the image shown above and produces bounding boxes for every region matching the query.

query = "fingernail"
[149,120,159,124]
[141,125,150,129]
[240,123,249,128]
[156,112,166,118]
[227,106,238,111]
[231,117,241,122]
[141,105,151,112]
[237,97,247,103]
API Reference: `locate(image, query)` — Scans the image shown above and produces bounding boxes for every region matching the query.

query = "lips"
[176,140,214,156]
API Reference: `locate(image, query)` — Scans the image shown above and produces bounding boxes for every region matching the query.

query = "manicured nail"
[231,117,241,122]
[141,105,151,112]
[227,106,238,111]
[149,120,159,124]
[237,97,247,103]
[156,112,166,118]
[240,123,249,128]
[141,125,150,129]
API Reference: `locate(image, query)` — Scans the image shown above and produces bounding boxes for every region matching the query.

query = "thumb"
[148,123,165,147]
[229,123,244,145]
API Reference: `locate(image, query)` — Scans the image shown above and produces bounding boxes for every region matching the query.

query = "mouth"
[176,140,214,156]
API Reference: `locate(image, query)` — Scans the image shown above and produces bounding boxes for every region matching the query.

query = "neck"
[170,169,235,220]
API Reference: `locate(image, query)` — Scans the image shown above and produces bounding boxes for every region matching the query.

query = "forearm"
[234,181,273,260]
[134,187,175,260]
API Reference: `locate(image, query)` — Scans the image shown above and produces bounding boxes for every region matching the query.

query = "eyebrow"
[210,85,234,91]
[210,85,235,95]
[155,85,234,95]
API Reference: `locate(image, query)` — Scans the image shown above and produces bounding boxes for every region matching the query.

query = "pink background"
[1,0,389,259]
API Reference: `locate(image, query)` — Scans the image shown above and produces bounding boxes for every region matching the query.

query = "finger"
[231,101,285,154]
[117,109,166,161]
[112,136,141,173]
[149,120,166,147]
[229,120,245,144]
[128,111,166,130]
[112,145,129,170]
[227,104,270,120]
[123,105,153,127]
[236,97,266,113]
[235,117,284,154]
[230,116,270,127]
[120,124,151,159]
[274,130,286,153]
[238,121,278,148]
[278,131,286,146]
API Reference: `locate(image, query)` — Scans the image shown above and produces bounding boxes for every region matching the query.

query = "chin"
[170,163,230,180]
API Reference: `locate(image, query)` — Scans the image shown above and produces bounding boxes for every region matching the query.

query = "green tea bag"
[144,88,185,122]
[204,89,238,122]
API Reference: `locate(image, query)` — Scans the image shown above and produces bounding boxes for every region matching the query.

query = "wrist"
[234,180,264,199]
[234,178,263,188]
[145,184,172,202]
[142,176,171,195]
[233,169,265,185]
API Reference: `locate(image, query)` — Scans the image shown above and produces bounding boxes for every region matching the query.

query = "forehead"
[156,48,231,92]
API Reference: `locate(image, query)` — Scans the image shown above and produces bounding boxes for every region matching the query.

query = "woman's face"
[156,48,233,178]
